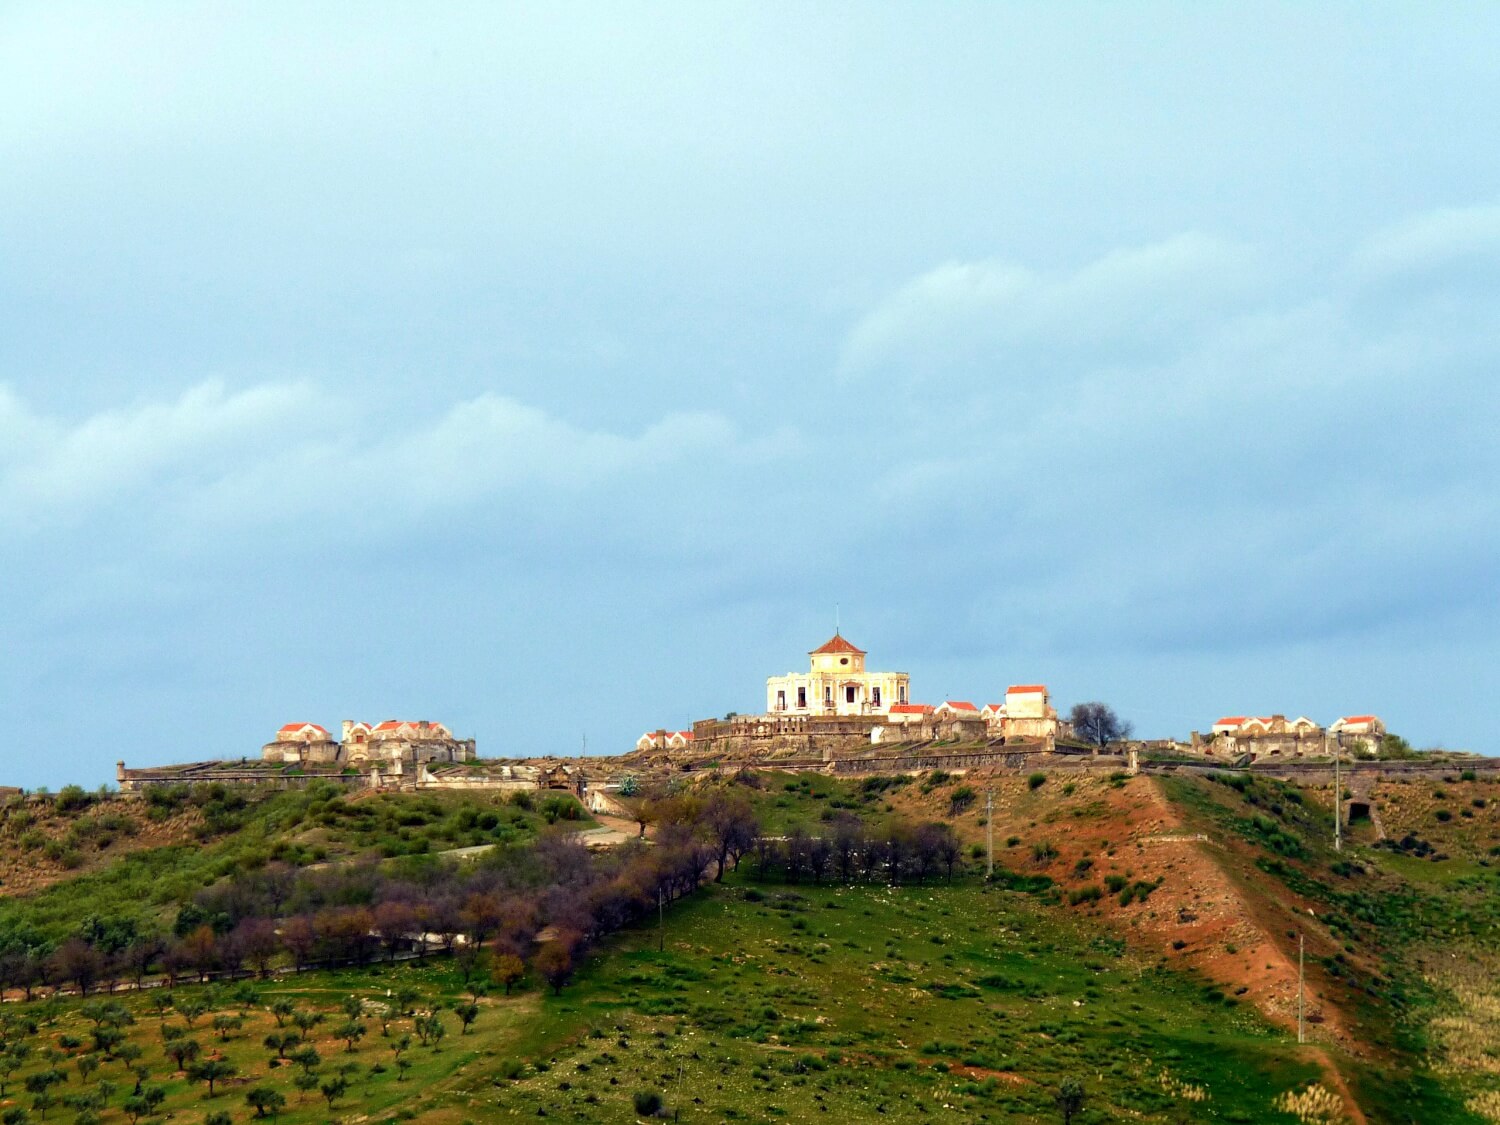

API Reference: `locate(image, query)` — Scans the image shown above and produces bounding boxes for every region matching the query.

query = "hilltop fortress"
[262,720,476,766]
[112,630,1454,800]
[681,633,1068,760]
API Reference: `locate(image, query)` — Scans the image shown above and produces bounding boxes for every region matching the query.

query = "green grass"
[0,877,1338,1124]
[0,785,592,950]
[496,878,1325,1122]
[2,771,1493,1122]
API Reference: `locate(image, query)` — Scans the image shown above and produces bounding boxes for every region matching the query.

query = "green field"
[0,876,1340,1124]
[3,770,1497,1123]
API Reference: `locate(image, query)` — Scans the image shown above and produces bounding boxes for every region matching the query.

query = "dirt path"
[1304,1045,1370,1125]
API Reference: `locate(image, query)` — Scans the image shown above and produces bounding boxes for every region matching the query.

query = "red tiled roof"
[810,633,865,656]
[1340,715,1378,724]
[676,731,695,741]
[888,703,933,714]
[942,700,978,712]
[1007,684,1047,694]
[1215,716,1247,726]
[278,722,328,736]
[983,703,1004,712]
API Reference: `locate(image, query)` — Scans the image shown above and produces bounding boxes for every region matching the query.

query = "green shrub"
[1027,773,1046,790]
[1068,885,1102,906]
[633,1091,663,1115]
[56,785,94,813]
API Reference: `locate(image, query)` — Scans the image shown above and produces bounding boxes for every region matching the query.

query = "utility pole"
[985,789,994,879]
[1333,736,1342,853]
[1297,932,1305,1044]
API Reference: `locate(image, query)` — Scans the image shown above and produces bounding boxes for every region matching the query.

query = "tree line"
[0,776,969,1002]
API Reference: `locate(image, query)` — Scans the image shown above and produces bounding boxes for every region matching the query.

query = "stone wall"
[691,714,884,759]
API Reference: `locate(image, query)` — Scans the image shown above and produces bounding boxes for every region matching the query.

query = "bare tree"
[1068,702,1132,750]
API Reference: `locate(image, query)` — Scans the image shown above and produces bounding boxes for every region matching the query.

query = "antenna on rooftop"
[835,603,840,634]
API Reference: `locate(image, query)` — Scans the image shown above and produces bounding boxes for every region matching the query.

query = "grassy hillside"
[0,783,592,950]
[0,881,1326,1124]
[0,768,1495,1123]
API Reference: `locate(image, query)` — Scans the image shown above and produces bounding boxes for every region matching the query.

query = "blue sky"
[3,4,1499,787]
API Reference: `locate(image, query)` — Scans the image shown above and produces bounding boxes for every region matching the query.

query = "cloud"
[837,233,1260,379]
[823,218,1500,661]
[1351,203,1500,288]
[0,381,739,536]
[0,380,319,531]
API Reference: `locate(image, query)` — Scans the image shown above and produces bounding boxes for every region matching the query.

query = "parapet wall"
[692,714,884,759]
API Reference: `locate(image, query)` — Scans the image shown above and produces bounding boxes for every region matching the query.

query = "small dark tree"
[453,1002,479,1035]
[187,1057,237,1097]
[148,991,174,1022]
[333,1020,366,1053]
[319,1074,348,1109]
[491,952,524,996]
[52,940,102,997]
[1068,702,1132,750]
[1056,1077,1086,1124]
[533,943,574,995]
[165,1037,200,1073]
[245,1085,286,1118]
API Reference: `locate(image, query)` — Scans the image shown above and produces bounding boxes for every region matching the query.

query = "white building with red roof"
[886,703,935,725]
[1203,713,1329,757]
[988,684,1062,741]
[263,718,474,765]
[1329,715,1385,753]
[264,722,339,763]
[765,632,911,717]
[275,722,330,742]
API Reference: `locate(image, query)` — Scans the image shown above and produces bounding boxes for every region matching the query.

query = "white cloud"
[0,380,319,530]
[838,233,1259,378]
[1351,203,1500,285]
[0,381,738,535]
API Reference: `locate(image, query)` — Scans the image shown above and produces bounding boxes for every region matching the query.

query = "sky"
[3,4,1499,788]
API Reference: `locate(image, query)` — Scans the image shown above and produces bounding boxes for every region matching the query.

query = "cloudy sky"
[4,4,1499,787]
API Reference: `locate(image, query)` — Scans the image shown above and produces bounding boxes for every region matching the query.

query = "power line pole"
[1297,932,1305,1044]
[1333,737,1342,853]
[986,789,994,879]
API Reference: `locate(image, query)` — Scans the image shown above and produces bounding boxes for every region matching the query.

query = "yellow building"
[766,633,910,717]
